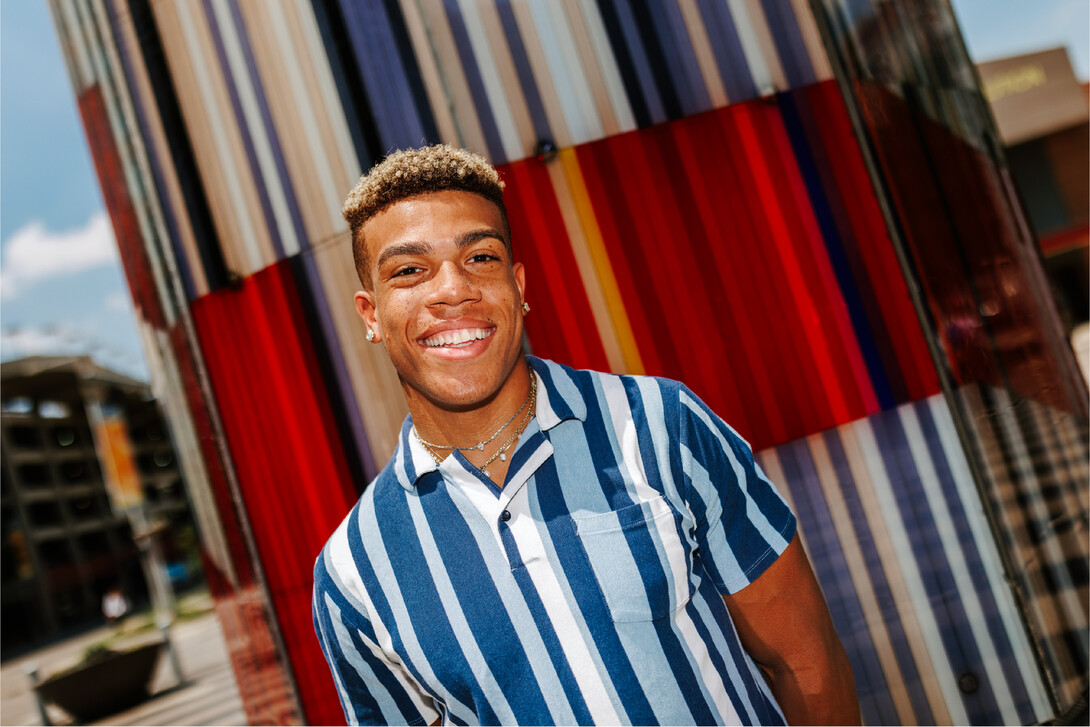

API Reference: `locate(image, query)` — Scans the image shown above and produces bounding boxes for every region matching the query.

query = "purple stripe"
[758,0,816,87]
[199,0,286,259]
[821,428,934,724]
[297,252,377,481]
[104,0,197,300]
[440,0,506,161]
[694,0,757,100]
[338,0,429,150]
[646,0,711,115]
[776,440,899,726]
[608,0,667,123]
[494,1,553,145]
[914,401,1035,723]
[222,0,310,252]
[870,409,1004,723]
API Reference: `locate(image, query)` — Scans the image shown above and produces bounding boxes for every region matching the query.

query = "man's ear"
[354,290,381,342]
[513,261,526,304]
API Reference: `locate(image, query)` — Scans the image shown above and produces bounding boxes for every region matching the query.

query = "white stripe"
[456,0,523,161]
[929,397,1053,720]
[293,0,361,189]
[680,393,789,552]
[324,524,441,724]
[854,418,970,725]
[209,0,300,256]
[402,489,520,724]
[354,496,476,723]
[264,0,344,230]
[574,0,636,132]
[527,0,603,144]
[509,510,625,725]
[724,0,773,94]
[438,470,579,725]
[898,404,1019,722]
[173,0,264,271]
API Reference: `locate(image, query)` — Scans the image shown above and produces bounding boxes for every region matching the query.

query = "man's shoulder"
[315,462,400,568]
[530,356,688,411]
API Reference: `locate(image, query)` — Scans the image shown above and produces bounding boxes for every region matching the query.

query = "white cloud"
[0,212,117,300]
[104,291,132,312]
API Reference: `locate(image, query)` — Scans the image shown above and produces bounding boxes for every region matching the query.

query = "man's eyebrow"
[376,241,432,270]
[457,229,506,248]
[376,229,506,270]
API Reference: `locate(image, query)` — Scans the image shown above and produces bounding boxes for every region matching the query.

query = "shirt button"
[500,510,511,522]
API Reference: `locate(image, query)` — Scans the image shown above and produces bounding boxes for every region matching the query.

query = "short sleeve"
[313,547,440,726]
[675,385,796,595]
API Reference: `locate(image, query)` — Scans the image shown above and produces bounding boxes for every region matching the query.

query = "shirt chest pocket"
[571,496,694,622]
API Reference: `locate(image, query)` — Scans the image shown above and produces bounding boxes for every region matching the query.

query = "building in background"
[48,0,1088,724]
[978,46,1089,336]
[0,355,196,656]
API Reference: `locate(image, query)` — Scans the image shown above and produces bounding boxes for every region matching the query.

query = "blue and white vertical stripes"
[313,356,797,725]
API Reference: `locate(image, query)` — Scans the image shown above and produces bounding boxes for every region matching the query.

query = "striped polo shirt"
[313,356,797,726]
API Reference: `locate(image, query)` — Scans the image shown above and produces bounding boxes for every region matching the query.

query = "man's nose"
[430,260,480,306]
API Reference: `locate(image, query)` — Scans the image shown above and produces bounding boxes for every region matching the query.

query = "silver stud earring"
[522,302,531,315]
[366,329,375,342]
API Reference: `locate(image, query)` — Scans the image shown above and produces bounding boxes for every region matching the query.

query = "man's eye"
[469,253,499,263]
[391,266,421,278]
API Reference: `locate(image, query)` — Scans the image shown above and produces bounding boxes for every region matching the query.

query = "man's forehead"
[363,191,505,256]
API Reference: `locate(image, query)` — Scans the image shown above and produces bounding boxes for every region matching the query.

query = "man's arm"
[723,535,861,726]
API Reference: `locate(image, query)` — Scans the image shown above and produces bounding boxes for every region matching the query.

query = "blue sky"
[1,0,1087,383]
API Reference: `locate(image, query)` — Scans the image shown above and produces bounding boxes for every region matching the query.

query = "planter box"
[34,641,163,723]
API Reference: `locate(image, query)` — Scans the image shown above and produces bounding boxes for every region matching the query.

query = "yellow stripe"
[558,148,644,375]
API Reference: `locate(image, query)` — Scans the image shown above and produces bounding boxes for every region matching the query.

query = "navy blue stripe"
[199,0,286,259]
[777,89,898,409]
[494,1,553,147]
[681,586,761,724]
[758,0,816,87]
[123,0,230,293]
[532,456,657,724]
[870,411,1004,724]
[695,0,757,100]
[372,488,492,721]
[822,429,934,725]
[415,480,553,724]
[338,0,433,152]
[378,0,440,144]
[654,0,712,114]
[626,0,684,119]
[777,441,898,726]
[914,402,1033,723]
[593,0,655,127]
[440,0,506,161]
[106,0,197,301]
[316,557,425,723]
[504,521,596,725]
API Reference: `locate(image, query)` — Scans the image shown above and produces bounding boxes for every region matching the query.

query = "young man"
[313,145,859,726]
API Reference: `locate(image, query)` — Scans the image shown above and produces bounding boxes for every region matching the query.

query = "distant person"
[102,586,129,625]
[313,145,859,725]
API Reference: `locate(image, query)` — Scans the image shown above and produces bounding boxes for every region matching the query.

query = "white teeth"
[422,328,493,347]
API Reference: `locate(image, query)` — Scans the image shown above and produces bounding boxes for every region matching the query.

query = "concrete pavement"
[1,594,246,726]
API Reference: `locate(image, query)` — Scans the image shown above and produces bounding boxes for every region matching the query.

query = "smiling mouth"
[420,327,494,348]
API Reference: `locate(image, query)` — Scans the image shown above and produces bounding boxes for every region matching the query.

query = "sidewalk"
[1,593,245,726]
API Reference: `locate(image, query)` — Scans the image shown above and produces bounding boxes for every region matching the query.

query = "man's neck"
[406,360,534,449]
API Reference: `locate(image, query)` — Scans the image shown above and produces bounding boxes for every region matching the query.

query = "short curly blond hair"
[343,144,509,288]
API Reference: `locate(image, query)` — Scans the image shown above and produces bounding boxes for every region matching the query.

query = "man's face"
[354,190,526,411]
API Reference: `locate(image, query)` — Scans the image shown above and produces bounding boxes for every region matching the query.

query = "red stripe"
[580,137,674,377]
[78,86,165,329]
[718,106,824,438]
[672,114,785,446]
